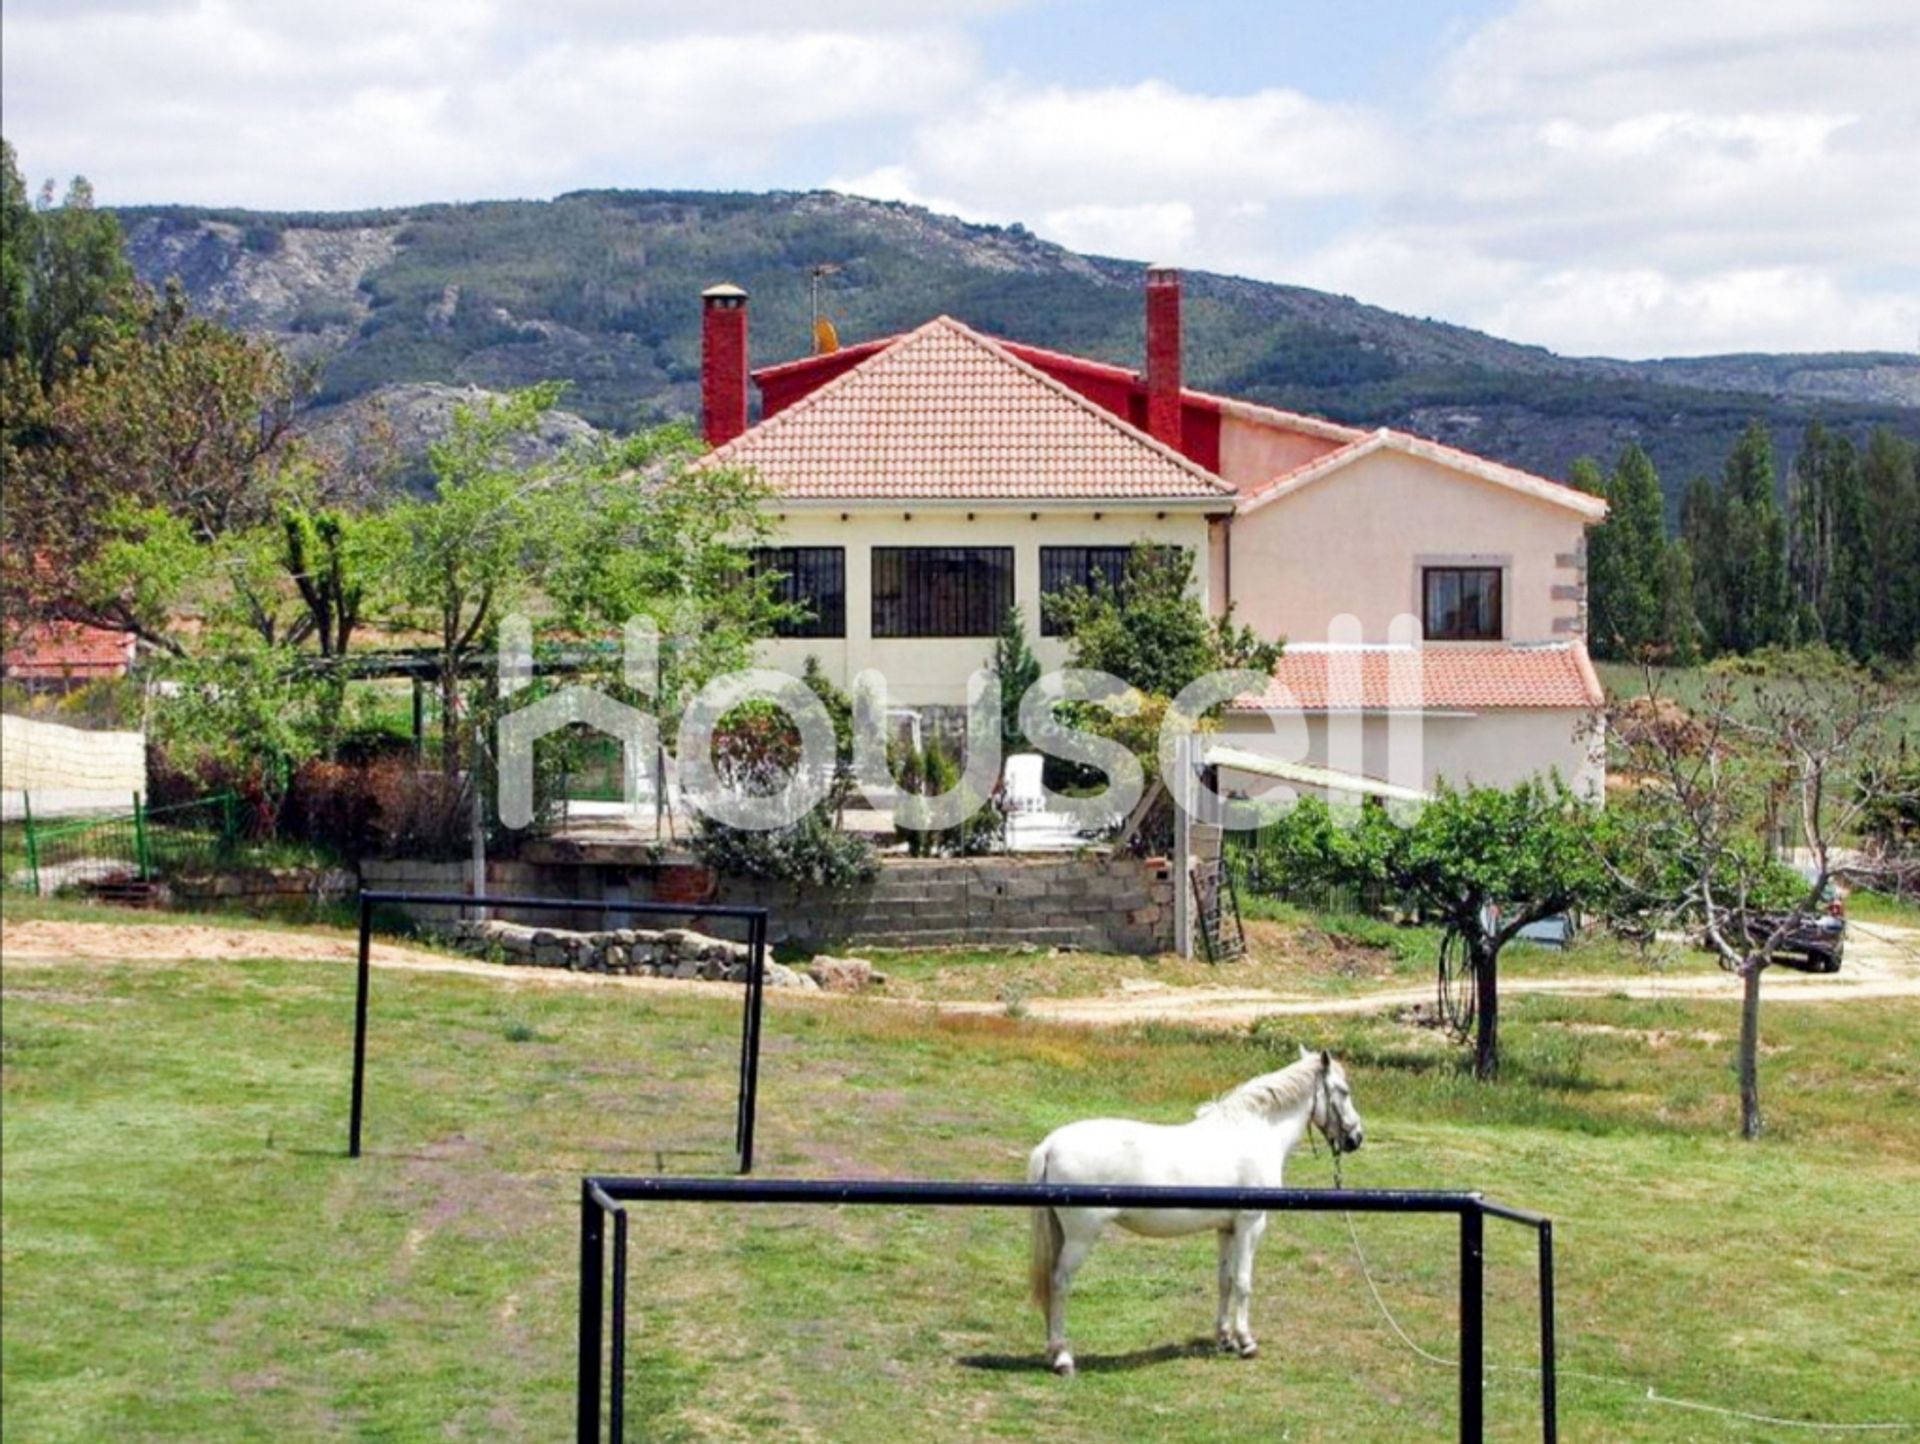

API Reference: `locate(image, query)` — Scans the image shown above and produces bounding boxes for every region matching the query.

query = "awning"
[1204,743,1431,805]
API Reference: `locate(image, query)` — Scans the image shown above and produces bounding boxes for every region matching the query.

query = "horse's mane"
[1195,1054,1324,1122]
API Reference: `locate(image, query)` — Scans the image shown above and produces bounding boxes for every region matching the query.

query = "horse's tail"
[1027,1142,1062,1317]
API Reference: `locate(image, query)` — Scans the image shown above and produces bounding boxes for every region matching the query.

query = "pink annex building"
[696,267,1608,801]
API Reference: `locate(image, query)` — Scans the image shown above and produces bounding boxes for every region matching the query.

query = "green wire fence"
[6,792,242,897]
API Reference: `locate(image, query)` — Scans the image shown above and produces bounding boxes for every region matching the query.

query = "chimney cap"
[1146,263,1180,280]
[702,282,749,302]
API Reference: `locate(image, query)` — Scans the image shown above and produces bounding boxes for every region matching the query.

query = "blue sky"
[3,0,1915,359]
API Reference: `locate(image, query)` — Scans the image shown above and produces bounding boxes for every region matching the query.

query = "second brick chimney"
[701,283,749,447]
[1145,264,1182,451]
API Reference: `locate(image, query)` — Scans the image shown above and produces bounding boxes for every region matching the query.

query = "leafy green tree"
[1047,546,1281,699]
[540,421,788,729]
[1679,474,1726,654]
[374,384,565,773]
[1859,427,1919,660]
[0,144,135,392]
[1601,657,1914,1136]
[987,604,1042,755]
[3,283,304,640]
[1254,782,1602,1079]
[1718,421,1793,653]
[1578,444,1683,659]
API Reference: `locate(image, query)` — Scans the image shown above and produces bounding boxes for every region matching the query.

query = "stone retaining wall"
[359,851,1175,955]
[445,918,816,988]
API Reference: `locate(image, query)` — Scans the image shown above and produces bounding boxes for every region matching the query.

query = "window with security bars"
[751,547,846,638]
[871,547,1014,638]
[1039,546,1134,635]
[1422,566,1504,641]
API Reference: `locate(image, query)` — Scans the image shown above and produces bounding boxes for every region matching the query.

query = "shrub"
[692,808,878,889]
[282,757,470,859]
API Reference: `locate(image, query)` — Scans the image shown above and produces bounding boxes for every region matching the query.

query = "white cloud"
[4,0,1916,356]
[0,3,984,207]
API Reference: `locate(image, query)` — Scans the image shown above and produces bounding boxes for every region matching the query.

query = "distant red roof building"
[3,622,137,683]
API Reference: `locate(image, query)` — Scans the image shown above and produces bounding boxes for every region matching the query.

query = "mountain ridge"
[115,188,1920,503]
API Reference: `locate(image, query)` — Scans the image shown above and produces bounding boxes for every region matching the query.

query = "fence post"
[22,791,41,897]
[1538,1221,1558,1444]
[610,1207,628,1444]
[1459,1204,1485,1444]
[348,895,372,1158]
[221,791,238,856]
[578,1181,606,1444]
[132,791,151,881]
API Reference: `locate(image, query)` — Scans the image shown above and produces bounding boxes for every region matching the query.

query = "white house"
[695,267,1607,799]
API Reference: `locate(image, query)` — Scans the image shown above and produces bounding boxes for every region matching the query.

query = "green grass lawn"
[870,905,1714,1005]
[4,917,1918,1440]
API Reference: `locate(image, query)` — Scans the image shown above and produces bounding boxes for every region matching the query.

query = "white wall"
[757,505,1217,707]
[1218,706,1604,802]
[1228,449,1589,645]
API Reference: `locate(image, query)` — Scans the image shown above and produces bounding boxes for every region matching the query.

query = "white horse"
[1027,1047,1365,1375]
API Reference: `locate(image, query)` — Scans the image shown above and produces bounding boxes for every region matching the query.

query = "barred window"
[1423,566,1503,641]
[1039,546,1135,636]
[872,547,1014,638]
[751,547,846,639]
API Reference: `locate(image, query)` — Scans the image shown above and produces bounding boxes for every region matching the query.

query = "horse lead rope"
[1329,1168,1914,1433]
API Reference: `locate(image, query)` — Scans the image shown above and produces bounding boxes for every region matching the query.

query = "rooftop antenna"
[810,263,842,355]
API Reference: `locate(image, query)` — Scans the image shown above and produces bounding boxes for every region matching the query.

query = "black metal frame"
[577,1176,1557,1444]
[349,891,770,1171]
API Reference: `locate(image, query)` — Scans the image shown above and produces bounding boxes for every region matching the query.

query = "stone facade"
[359,851,1176,955]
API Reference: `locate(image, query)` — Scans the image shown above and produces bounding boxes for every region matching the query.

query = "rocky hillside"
[118,189,1920,505]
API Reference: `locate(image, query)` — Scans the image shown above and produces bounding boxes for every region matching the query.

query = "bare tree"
[1601,656,1916,1138]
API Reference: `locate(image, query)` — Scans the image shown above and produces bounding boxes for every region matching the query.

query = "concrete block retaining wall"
[359,852,1176,955]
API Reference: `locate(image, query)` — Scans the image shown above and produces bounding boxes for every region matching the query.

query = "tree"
[3,283,305,643]
[540,421,788,729]
[1578,444,1685,659]
[1679,474,1726,655]
[1718,421,1793,653]
[0,144,135,392]
[1600,656,1915,1137]
[1859,428,1919,660]
[1047,546,1281,698]
[987,604,1042,755]
[374,384,565,774]
[1253,782,1602,1079]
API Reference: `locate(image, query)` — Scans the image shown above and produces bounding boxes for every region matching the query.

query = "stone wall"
[445,918,818,987]
[1,714,146,818]
[170,866,359,911]
[359,851,1176,955]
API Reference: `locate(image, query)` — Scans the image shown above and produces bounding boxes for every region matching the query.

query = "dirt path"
[0,918,754,1004]
[4,917,1917,1031]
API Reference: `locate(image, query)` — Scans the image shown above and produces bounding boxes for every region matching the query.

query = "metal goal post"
[577,1176,1557,1444]
[349,891,771,1171]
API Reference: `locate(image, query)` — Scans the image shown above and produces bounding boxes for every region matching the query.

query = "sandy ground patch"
[4,916,1916,1032]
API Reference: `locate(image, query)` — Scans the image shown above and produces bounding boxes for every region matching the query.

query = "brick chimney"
[1145,264,1182,451]
[701,283,749,447]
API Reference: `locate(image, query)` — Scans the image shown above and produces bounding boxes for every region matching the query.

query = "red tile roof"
[710,316,1237,504]
[1237,428,1608,519]
[2,622,136,680]
[1231,644,1603,712]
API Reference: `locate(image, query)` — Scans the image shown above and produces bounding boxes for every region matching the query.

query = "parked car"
[1723,889,1847,973]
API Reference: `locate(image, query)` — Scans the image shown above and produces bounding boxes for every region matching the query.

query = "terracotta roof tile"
[1231,644,1603,712]
[707,317,1237,504]
[3,622,136,679]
